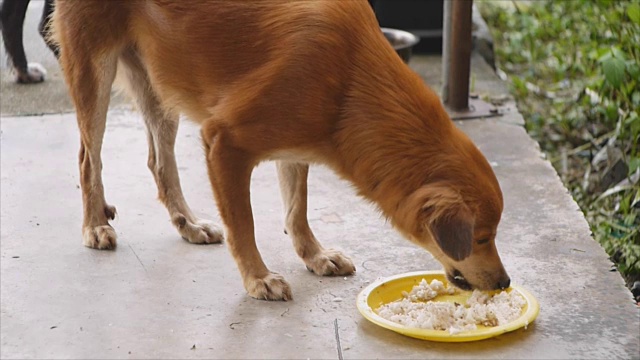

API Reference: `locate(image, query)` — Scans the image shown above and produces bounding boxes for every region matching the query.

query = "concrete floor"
[1,2,639,359]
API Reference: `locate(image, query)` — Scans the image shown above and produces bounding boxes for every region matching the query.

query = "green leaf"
[511,76,529,96]
[606,10,621,23]
[628,112,640,138]
[602,57,626,88]
[611,47,627,61]
[627,63,640,80]
[624,79,637,96]
[629,157,640,174]
[628,3,640,24]
[588,49,600,60]
[621,194,631,213]
[605,103,619,120]
[633,188,640,209]
[597,48,612,61]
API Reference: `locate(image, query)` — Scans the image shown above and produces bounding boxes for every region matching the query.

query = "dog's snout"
[497,277,511,290]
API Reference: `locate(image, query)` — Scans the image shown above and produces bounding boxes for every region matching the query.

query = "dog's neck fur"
[331,36,463,234]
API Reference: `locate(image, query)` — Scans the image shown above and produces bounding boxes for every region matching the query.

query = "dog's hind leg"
[57,49,119,249]
[118,50,223,244]
[276,161,355,276]
[54,1,143,249]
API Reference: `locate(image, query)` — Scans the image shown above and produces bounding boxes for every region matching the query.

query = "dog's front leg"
[203,130,292,301]
[277,161,355,276]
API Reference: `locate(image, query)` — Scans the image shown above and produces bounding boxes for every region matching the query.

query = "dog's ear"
[428,205,474,261]
[422,185,474,261]
[397,184,474,261]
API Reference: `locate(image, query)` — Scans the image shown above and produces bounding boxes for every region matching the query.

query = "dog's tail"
[38,0,59,58]
[44,0,61,58]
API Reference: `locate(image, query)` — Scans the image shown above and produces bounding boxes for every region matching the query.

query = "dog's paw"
[172,215,223,244]
[305,249,355,276]
[83,225,117,250]
[245,273,292,301]
[16,63,47,84]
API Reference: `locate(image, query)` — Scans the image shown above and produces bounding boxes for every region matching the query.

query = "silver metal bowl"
[381,27,420,63]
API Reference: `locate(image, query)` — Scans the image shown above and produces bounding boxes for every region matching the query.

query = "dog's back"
[53,1,381,135]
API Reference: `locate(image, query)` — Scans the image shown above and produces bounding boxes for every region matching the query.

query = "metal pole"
[447,0,473,111]
[442,0,452,104]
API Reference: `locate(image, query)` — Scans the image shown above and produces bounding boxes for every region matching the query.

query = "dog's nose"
[497,277,511,289]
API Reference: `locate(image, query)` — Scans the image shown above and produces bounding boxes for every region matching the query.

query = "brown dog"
[51,0,510,300]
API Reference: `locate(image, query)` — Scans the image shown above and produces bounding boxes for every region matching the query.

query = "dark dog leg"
[0,0,45,83]
[39,0,58,58]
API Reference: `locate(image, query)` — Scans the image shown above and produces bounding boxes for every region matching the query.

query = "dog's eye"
[477,238,490,245]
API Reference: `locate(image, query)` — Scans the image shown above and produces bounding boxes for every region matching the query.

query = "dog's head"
[394,133,509,291]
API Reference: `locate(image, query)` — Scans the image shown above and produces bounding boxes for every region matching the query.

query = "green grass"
[477,0,640,284]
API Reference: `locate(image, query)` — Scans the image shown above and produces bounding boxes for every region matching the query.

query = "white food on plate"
[376,279,526,334]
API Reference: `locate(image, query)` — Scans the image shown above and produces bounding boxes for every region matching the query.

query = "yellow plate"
[357,271,540,342]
